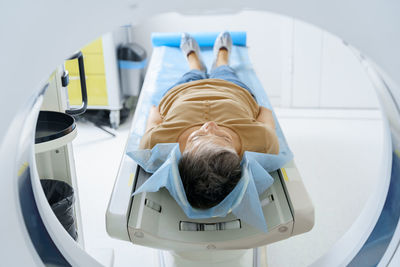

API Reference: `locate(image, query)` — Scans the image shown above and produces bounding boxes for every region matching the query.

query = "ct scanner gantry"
[1,1,400,266]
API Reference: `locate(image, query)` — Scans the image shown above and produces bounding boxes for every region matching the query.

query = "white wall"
[289,20,379,109]
[129,11,379,109]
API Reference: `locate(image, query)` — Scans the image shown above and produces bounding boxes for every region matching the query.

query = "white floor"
[72,108,384,267]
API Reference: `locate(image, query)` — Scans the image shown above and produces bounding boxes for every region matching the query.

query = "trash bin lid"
[117,43,147,61]
[35,111,76,144]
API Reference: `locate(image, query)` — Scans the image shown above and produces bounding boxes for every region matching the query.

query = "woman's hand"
[145,105,163,131]
[256,106,275,128]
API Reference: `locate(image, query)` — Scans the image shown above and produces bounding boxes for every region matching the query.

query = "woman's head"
[178,141,242,209]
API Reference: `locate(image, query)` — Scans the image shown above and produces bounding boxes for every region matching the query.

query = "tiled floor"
[72,108,384,267]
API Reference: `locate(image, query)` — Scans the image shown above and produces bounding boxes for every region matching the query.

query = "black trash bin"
[41,179,78,240]
[117,43,147,97]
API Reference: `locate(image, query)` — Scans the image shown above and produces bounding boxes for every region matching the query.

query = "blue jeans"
[167,66,254,96]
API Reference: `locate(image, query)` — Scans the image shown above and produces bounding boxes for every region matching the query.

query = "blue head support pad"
[151,32,247,47]
[127,143,292,232]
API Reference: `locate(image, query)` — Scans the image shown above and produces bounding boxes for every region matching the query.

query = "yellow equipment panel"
[65,54,105,76]
[81,38,104,54]
[68,75,108,106]
[65,37,108,107]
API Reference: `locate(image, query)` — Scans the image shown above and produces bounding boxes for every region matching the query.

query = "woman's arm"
[145,105,163,131]
[256,106,275,128]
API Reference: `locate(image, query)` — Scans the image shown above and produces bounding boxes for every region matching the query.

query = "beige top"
[139,79,279,155]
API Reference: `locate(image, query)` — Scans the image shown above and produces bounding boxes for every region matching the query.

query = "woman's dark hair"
[178,145,242,209]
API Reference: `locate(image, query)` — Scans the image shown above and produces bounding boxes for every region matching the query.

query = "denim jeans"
[166,65,254,96]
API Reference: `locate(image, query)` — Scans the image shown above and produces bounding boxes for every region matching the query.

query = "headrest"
[127,143,292,232]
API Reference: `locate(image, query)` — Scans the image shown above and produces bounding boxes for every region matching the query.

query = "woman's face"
[184,121,238,153]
